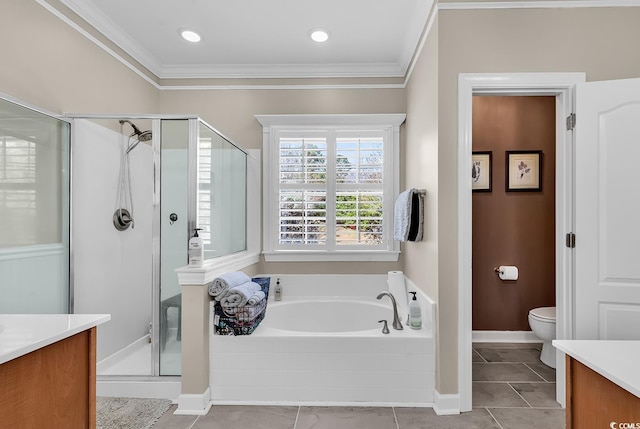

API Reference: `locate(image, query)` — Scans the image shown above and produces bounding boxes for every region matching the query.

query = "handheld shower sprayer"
[119,119,152,153]
[113,119,152,231]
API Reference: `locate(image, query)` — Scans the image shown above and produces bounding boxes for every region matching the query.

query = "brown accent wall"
[472,96,556,331]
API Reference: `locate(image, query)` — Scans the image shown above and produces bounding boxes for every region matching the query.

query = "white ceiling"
[59,0,432,79]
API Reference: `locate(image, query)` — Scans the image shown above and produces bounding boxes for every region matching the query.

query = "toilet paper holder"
[493,265,519,280]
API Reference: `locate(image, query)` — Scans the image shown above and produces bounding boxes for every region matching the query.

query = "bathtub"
[209,274,435,406]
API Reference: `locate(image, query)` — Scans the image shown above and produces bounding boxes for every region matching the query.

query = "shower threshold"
[97,375,181,400]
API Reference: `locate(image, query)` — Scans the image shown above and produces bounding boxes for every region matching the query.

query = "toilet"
[528,307,556,368]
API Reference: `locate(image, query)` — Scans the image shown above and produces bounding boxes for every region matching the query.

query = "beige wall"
[0,1,158,115]
[404,17,442,387]
[158,88,407,275]
[421,6,640,394]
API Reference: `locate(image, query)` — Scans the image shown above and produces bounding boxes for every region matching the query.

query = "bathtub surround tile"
[473,362,546,382]
[525,362,556,382]
[472,382,529,408]
[474,347,543,363]
[488,407,565,429]
[510,383,560,408]
[395,407,501,429]
[192,405,298,429]
[295,406,397,429]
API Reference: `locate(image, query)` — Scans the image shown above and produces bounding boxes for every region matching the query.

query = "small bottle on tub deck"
[409,291,422,330]
[274,278,282,301]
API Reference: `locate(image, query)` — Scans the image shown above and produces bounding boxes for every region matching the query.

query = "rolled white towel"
[208,271,251,300]
[220,281,262,308]
[247,290,266,306]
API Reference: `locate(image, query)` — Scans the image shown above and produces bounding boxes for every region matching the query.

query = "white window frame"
[256,114,405,262]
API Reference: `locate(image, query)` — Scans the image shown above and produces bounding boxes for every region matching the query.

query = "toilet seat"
[529,306,555,322]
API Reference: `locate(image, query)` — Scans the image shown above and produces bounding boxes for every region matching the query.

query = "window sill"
[262,250,400,262]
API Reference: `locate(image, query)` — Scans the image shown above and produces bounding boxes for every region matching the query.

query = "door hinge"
[566,113,576,131]
[565,232,576,248]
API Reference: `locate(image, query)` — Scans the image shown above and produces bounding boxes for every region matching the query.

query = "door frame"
[457,72,585,411]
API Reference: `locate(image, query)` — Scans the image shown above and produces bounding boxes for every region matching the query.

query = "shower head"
[119,119,152,153]
[137,130,153,142]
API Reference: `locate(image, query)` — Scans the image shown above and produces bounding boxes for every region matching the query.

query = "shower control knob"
[169,213,178,224]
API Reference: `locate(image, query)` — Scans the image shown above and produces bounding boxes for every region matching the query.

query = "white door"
[575,78,640,340]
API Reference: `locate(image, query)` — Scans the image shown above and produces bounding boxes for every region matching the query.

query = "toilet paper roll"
[498,266,519,281]
[388,271,409,310]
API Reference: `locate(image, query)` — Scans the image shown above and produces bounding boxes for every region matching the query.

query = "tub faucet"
[376,291,403,330]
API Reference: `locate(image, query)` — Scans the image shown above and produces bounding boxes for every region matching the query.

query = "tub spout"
[376,292,403,330]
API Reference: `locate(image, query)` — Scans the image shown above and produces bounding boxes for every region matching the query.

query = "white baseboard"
[433,391,460,415]
[175,388,212,416]
[472,330,541,343]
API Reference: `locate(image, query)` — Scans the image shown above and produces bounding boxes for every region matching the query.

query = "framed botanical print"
[472,151,492,192]
[506,150,542,191]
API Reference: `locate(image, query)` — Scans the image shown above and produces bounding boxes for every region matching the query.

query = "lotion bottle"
[409,291,422,330]
[188,228,204,268]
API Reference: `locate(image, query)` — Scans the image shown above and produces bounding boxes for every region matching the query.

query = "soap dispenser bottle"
[409,291,422,330]
[274,278,282,301]
[188,228,204,268]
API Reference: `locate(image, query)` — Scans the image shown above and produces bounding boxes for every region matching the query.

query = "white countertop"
[0,314,110,365]
[553,340,640,398]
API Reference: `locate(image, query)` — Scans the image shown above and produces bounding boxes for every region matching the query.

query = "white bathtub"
[209,274,435,406]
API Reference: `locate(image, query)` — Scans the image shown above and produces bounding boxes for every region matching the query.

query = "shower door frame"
[66,113,200,378]
[152,116,199,376]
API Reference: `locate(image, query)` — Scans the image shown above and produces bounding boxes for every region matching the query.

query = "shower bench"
[161,293,182,350]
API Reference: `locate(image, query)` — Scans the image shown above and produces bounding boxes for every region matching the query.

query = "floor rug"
[97,397,172,429]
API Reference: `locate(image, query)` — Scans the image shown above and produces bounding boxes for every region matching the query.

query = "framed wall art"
[506,150,542,191]
[472,151,492,192]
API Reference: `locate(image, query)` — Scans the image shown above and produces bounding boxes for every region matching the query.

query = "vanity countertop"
[553,339,640,398]
[0,314,110,365]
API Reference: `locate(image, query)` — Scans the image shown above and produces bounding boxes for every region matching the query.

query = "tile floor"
[151,342,565,429]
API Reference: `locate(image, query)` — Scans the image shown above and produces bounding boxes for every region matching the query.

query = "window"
[256,114,405,262]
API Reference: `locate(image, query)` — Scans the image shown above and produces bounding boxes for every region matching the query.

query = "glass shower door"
[158,119,190,376]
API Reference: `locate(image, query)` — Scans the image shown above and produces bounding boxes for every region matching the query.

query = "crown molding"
[35,0,161,90]
[56,0,163,76]
[157,62,405,80]
[438,0,640,10]
[40,0,640,89]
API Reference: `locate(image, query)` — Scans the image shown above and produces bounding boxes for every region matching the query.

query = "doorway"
[457,73,586,412]
[471,95,556,333]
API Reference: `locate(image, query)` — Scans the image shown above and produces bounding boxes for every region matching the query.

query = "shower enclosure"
[0,95,70,315]
[71,115,246,397]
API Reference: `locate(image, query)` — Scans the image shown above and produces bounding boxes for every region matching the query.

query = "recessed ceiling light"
[310,29,329,43]
[180,29,201,43]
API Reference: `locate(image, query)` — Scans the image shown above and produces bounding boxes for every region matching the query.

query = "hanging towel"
[208,271,251,300]
[407,191,425,242]
[220,281,262,308]
[394,189,414,242]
